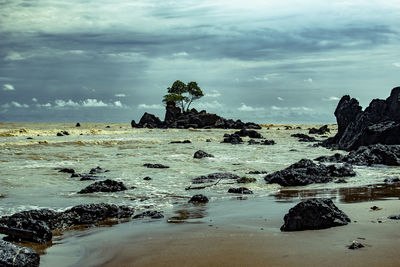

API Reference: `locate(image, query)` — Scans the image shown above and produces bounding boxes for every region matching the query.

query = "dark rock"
[264,159,356,186]
[194,150,214,159]
[262,140,276,145]
[137,112,163,128]
[222,134,243,144]
[58,168,75,174]
[26,137,33,140]
[248,171,268,174]
[131,120,137,128]
[78,179,128,194]
[89,166,109,174]
[228,187,253,194]
[384,177,400,183]
[291,133,317,142]
[237,177,257,183]
[323,87,400,150]
[71,173,100,181]
[285,126,293,130]
[170,140,191,144]
[62,131,70,136]
[248,139,260,145]
[234,129,263,138]
[0,218,52,243]
[334,179,347,184]
[143,176,152,181]
[280,198,350,231]
[206,139,211,142]
[0,240,40,267]
[143,163,170,168]
[388,214,400,220]
[105,125,111,128]
[370,206,381,211]
[188,194,209,204]
[133,211,164,219]
[164,101,182,123]
[348,241,365,250]
[192,173,239,184]
[316,144,400,166]
[75,122,81,127]
[309,125,330,135]
[56,132,63,136]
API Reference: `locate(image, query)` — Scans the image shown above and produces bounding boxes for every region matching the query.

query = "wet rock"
[133,211,164,219]
[228,187,253,194]
[348,241,365,250]
[131,120,137,128]
[188,194,209,204]
[309,125,330,135]
[222,134,243,144]
[316,144,400,166]
[262,140,276,145]
[194,150,214,159]
[137,112,163,128]
[248,171,268,174]
[56,132,64,136]
[388,214,400,220]
[370,206,381,211]
[89,166,109,174]
[170,140,191,144]
[58,168,75,174]
[78,179,128,194]
[206,139,211,142]
[334,179,347,184]
[280,198,350,231]
[291,133,317,142]
[105,125,111,128]
[384,177,400,183]
[264,159,356,186]
[143,163,170,168]
[0,218,52,243]
[143,176,152,181]
[75,122,81,127]
[192,173,239,184]
[62,131,70,136]
[0,240,40,267]
[248,139,260,145]
[234,129,263,138]
[26,137,33,140]
[237,177,257,183]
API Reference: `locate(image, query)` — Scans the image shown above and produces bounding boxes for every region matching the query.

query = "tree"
[162,80,204,112]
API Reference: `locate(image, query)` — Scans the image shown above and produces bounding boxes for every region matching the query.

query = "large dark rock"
[0,218,52,243]
[227,187,253,194]
[137,112,163,128]
[323,87,400,150]
[309,125,330,135]
[193,150,214,159]
[264,159,355,186]
[164,101,181,123]
[281,198,351,231]
[78,179,128,194]
[234,129,263,138]
[0,241,40,267]
[192,173,239,184]
[222,134,243,144]
[316,144,400,166]
[291,133,317,142]
[133,211,164,219]
[188,194,209,204]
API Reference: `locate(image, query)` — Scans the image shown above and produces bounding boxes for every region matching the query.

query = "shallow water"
[1,122,400,264]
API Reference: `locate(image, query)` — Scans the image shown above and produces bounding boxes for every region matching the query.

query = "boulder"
[0,218,52,243]
[0,241,40,267]
[309,125,330,135]
[192,173,239,184]
[143,163,170,168]
[228,187,253,194]
[291,133,317,142]
[193,150,214,159]
[234,129,263,138]
[78,179,128,194]
[133,211,164,219]
[280,198,350,231]
[188,194,209,204]
[222,134,243,144]
[58,168,75,174]
[262,140,276,145]
[137,112,163,128]
[75,122,81,127]
[264,159,355,186]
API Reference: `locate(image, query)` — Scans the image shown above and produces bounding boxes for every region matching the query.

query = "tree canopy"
[162,80,204,112]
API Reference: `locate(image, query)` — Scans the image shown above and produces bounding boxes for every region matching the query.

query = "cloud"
[173,52,189,57]
[205,90,221,98]
[277,97,284,101]
[32,98,38,102]
[4,101,30,108]
[138,103,164,109]
[271,106,313,111]
[114,101,123,107]
[4,51,26,61]
[36,103,52,108]
[2,84,15,91]
[82,99,108,107]
[304,78,313,83]
[55,99,80,108]
[238,103,265,112]
[322,96,340,101]
[115,93,126,97]
[393,62,400,68]
[52,99,123,108]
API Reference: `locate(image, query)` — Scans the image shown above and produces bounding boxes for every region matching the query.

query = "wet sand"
[41,197,400,267]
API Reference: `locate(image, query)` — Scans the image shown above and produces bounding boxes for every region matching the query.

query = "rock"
[323,87,400,150]
[291,133,317,142]
[188,194,209,204]
[143,163,170,168]
[89,166,109,174]
[136,112,163,128]
[164,101,182,123]
[78,179,128,194]
[192,173,239,184]
[388,214,400,220]
[0,241,40,267]
[143,176,152,181]
[334,179,347,184]
[27,137,33,140]
[71,173,101,181]
[316,144,400,166]
[228,187,253,194]
[280,198,350,231]
[348,241,365,250]
[234,129,263,138]
[131,120,137,128]
[262,140,276,145]
[264,159,356,186]
[58,168,75,174]
[248,171,268,174]
[194,150,214,159]
[370,206,381,211]
[237,177,257,183]
[309,125,330,135]
[75,122,81,127]
[384,177,400,183]
[248,139,260,145]
[133,211,164,219]
[0,218,52,243]
[62,131,70,135]
[56,132,63,136]
[222,134,243,144]
[170,140,191,144]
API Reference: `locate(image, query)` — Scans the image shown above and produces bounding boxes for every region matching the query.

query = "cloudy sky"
[1,0,399,123]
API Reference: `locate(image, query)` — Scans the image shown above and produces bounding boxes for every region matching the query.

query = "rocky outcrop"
[193,150,214,159]
[280,198,350,231]
[188,194,209,204]
[0,203,134,243]
[0,241,40,267]
[316,144,400,166]
[137,112,163,128]
[264,159,355,186]
[192,173,239,184]
[78,179,128,194]
[323,87,400,150]
[309,125,330,135]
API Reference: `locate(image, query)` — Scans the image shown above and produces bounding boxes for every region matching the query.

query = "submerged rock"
[170,140,191,144]
[89,166,109,174]
[193,150,214,159]
[222,134,243,144]
[387,214,400,220]
[58,168,75,174]
[264,159,355,186]
[78,179,128,194]
[234,129,263,138]
[348,241,365,250]
[192,173,239,184]
[0,240,40,267]
[309,125,330,135]
[316,144,400,166]
[248,171,268,174]
[280,198,350,231]
[291,133,317,142]
[188,194,209,204]
[384,177,400,183]
[143,163,170,168]
[228,187,253,194]
[133,211,164,219]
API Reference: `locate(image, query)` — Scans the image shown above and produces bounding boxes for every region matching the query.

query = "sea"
[1,122,400,265]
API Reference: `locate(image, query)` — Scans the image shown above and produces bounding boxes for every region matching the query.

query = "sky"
[1,0,400,123]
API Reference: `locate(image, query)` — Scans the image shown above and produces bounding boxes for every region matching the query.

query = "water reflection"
[273,183,400,203]
[167,204,208,224]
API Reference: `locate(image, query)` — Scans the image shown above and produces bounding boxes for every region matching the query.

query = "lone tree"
[162,80,204,112]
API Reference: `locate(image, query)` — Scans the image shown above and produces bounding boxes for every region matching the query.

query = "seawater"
[1,122,399,218]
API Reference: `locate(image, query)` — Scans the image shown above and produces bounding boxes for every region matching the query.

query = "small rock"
[370,206,382,211]
[76,123,81,127]
[194,150,214,159]
[188,194,209,204]
[78,179,128,194]
[143,176,152,181]
[384,177,400,183]
[56,132,64,137]
[0,241,40,267]
[58,168,75,174]
[143,163,170,168]
[237,177,257,183]
[170,140,191,144]
[348,241,365,250]
[228,187,253,194]
[133,211,164,219]
[222,134,243,144]
[334,179,347,184]
[248,171,268,174]
[388,214,400,220]
[262,140,276,145]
